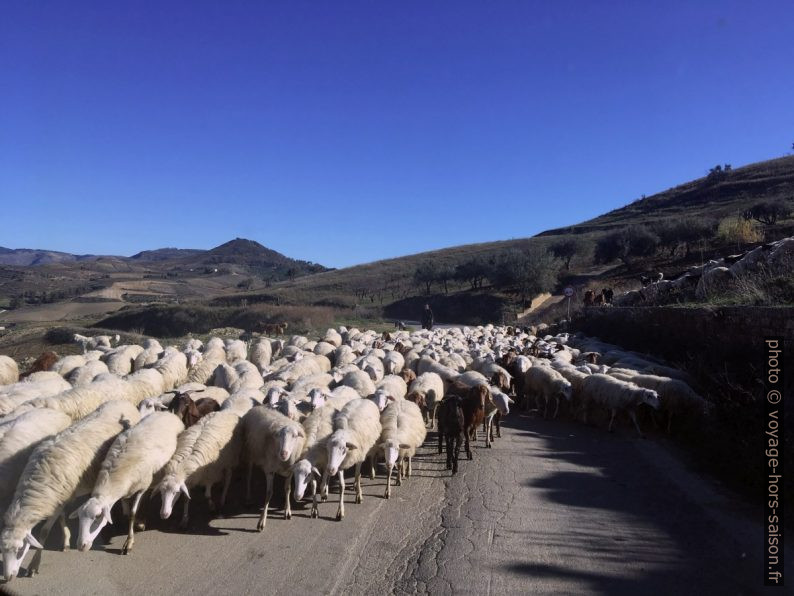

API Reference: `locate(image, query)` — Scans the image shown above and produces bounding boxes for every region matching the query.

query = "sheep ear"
[387,395,396,402]
[345,442,357,450]
[156,402,168,410]
[507,396,515,404]
[26,532,44,550]
[311,466,321,478]
[103,505,113,525]
[68,507,80,520]
[399,443,411,450]
[180,482,191,500]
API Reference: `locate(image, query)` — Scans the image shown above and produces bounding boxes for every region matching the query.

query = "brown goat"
[437,396,465,474]
[449,382,488,460]
[167,391,220,427]
[398,368,417,385]
[20,351,59,379]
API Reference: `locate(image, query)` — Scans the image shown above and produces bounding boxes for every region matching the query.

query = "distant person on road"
[421,304,434,330]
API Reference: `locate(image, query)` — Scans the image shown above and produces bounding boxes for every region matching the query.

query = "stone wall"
[574,306,794,372]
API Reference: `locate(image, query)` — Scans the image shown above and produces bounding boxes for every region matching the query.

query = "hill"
[0,238,329,313]
[0,247,102,267]
[250,155,794,318]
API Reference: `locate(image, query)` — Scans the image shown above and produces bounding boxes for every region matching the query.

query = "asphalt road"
[2,412,787,595]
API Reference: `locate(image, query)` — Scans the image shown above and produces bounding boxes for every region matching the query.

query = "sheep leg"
[368,453,376,480]
[205,483,215,513]
[542,396,549,419]
[256,472,274,531]
[485,416,492,448]
[452,432,461,474]
[354,463,363,504]
[445,433,453,469]
[245,461,254,505]
[59,510,71,551]
[407,456,412,477]
[629,409,644,438]
[121,491,143,555]
[180,497,190,529]
[438,427,444,454]
[336,471,346,520]
[553,396,560,419]
[384,462,393,499]
[465,427,473,460]
[284,473,293,520]
[608,409,617,432]
[26,510,60,576]
[495,412,502,438]
[431,402,439,429]
[219,468,232,516]
[312,470,328,519]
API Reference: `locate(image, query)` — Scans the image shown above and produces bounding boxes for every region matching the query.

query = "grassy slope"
[251,155,794,304]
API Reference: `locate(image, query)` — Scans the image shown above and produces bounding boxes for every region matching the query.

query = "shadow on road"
[495,412,760,595]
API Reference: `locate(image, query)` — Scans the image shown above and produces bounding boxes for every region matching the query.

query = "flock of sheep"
[0,323,707,584]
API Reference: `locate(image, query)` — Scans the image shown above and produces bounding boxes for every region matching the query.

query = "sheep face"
[75,497,113,552]
[380,439,403,467]
[186,349,202,369]
[555,381,573,402]
[265,387,287,407]
[1,527,43,582]
[159,478,190,519]
[641,389,661,410]
[326,434,355,476]
[491,391,513,415]
[138,398,166,418]
[369,389,393,412]
[292,459,321,501]
[308,388,327,410]
[278,426,304,462]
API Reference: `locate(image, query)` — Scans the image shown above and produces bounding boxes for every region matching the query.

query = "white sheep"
[250,339,273,372]
[133,339,163,371]
[157,409,245,527]
[230,360,264,393]
[376,374,408,400]
[415,357,458,388]
[0,355,19,387]
[580,373,660,436]
[377,399,426,499]
[1,400,140,580]
[0,408,73,516]
[66,359,110,387]
[318,398,381,521]
[483,386,513,447]
[224,339,248,363]
[220,388,264,415]
[0,374,72,417]
[338,369,376,398]
[75,410,184,554]
[382,350,405,375]
[50,355,86,378]
[609,371,708,432]
[406,372,445,428]
[242,406,306,530]
[291,393,358,508]
[186,348,226,385]
[103,345,145,377]
[524,365,572,418]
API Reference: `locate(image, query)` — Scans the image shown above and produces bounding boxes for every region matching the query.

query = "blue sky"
[2,1,793,268]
